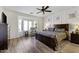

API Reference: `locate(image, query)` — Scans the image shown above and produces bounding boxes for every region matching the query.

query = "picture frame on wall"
[69,13,76,19]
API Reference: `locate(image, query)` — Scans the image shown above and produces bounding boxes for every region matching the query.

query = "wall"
[3,8,44,39]
[44,7,79,28]
[0,7,4,22]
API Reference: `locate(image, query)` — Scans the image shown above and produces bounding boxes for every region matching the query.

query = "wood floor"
[1,37,79,53]
[0,37,54,53]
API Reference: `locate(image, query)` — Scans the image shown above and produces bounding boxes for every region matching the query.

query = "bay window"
[18,19,37,32]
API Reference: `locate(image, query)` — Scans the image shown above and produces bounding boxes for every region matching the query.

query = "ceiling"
[2,6,76,17]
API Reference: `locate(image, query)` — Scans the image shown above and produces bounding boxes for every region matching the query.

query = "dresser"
[0,23,8,50]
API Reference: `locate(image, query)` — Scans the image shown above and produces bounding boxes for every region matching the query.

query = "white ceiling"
[2,6,76,17]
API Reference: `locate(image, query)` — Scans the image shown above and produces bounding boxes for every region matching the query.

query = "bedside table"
[71,33,79,44]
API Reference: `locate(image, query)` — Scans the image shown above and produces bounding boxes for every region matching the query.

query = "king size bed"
[35,24,69,51]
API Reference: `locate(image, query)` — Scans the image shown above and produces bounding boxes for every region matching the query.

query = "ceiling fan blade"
[45,6,49,9]
[45,10,52,12]
[36,11,41,14]
[36,8,41,10]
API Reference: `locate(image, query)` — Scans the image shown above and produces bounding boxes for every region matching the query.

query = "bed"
[35,24,69,51]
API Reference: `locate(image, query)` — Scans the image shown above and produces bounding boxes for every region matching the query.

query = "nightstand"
[71,32,79,44]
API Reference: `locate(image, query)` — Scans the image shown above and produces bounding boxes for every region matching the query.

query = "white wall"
[3,8,44,39]
[44,7,79,28]
[0,7,4,22]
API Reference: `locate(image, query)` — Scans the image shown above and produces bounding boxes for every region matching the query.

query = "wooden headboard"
[54,24,69,31]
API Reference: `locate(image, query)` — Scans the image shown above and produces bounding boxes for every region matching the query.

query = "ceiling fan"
[36,6,52,14]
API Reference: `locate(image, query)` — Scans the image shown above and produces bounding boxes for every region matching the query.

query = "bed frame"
[35,24,69,51]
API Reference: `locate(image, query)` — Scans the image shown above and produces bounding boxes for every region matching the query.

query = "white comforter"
[56,32,66,42]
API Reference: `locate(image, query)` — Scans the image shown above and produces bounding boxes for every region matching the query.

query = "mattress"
[37,31,56,38]
[37,31,66,42]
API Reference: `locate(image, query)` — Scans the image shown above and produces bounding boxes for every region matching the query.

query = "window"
[28,21,32,30]
[33,21,37,28]
[18,18,37,32]
[23,20,28,31]
[18,19,22,32]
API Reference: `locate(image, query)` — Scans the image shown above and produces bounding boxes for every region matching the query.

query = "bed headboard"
[54,24,69,31]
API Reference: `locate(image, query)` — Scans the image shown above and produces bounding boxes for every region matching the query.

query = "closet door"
[0,24,7,50]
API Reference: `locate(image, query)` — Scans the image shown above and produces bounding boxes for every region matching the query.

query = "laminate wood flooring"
[0,37,54,53]
[1,37,79,53]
